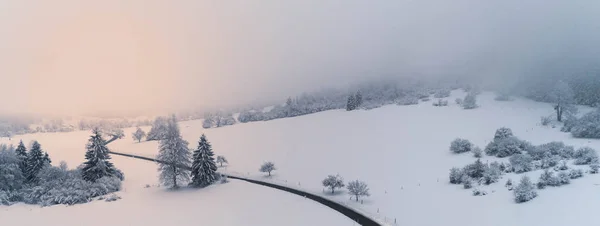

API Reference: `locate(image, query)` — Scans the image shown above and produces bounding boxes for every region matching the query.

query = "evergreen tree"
[25,141,47,183]
[147,117,169,141]
[514,176,537,203]
[190,134,218,187]
[346,95,356,111]
[43,152,51,165]
[157,115,191,189]
[14,140,28,174]
[354,91,363,108]
[81,129,119,182]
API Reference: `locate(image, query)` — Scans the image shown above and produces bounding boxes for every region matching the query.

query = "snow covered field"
[3,90,600,226]
[0,131,353,226]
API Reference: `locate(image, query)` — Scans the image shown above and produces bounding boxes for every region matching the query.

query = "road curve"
[108,150,382,226]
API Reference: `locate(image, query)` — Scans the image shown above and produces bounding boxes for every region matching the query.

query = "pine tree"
[25,141,47,183]
[346,95,356,111]
[157,115,191,189]
[81,129,119,182]
[514,175,537,203]
[43,152,51,165]
[15,140,28,174]
[190,134,218,187]
[355,91,363,108]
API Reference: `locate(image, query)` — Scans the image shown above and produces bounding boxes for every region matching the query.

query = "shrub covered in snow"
[573,147,599,165]
[397,96,419,106]
[485,136,532,158]
[432,99,448,107]
[514,176,537,203]
[449,167,464,184]
[450,138,473,154]
[590,164,600,174]
[509,154,534,173]
[494,127,514,141]
[569,169,584,179]
[530,142,574,160]
[472,188,487,196]
[463,179,472,189]
[537,170,560,189]
[455,98,463,105]
[570,109,600,138]
[558,171,570,185]
[434,89,451,98]
[473,147,483,158]
[540,116,552,126]
[463,159,486,179]
[462,93,478,109]
[482,162,502,185]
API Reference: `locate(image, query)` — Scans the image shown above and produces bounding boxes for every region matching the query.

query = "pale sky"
[1,1,599,116]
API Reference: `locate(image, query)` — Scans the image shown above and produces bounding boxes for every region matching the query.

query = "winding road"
[107,150,382,226]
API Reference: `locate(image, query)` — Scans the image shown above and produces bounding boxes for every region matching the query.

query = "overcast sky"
[1,0,599,116]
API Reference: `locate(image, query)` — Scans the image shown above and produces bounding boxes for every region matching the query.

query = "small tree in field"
[347,180,370,201]
[216,155,228,167]
[322,174,345,194]
[550,80,576,122]
[260,162,276,176]
[132,127,146,143]
[514,176,537,203]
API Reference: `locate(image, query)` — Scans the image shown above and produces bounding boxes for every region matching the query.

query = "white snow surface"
[3,90,600,226]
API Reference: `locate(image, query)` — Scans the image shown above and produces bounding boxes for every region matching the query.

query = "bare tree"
[550,81,576,122]
[322,174,345,194]
[259,162,276,176]
[347,180,370,201]
[216,155,228,167]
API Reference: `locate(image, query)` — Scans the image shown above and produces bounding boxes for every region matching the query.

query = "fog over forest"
[0,1,599,117]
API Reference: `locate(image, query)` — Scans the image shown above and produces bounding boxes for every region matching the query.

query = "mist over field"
[0,1,599,117]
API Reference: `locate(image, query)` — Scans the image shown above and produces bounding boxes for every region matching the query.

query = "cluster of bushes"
[564,109,600,139]
[449,159,503,188]
[0,131,124,206]
[484,128,533,158]
[537,169,584,189]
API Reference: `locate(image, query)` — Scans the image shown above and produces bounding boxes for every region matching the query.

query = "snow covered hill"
[3,90,600,226]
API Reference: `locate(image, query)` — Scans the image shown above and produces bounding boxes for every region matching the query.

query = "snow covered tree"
[550,80,576,122]
[190,134,218,187]
[485,136,532,158]
[147,117,169,141]
[322,174,345,194]
[157,115,191,189]
[81,129,120,182]
[132,127,146,142]
[0,150,24,191]
[473,147,483,158]
[483,163,501,185]
[509,154,534,173]
[494,127,514,141]
[347,180,370,201]
[14,140,28,174]
[450,138,473,154]
[259,162,276,176]
[25,141,48,184]
[216,155,228,167]
[354,91,363,108]
[463,159,486,178]
[462,92,478,109]
[43,152,51,165]
[202,117,214,129]
[514,176,537,203]
[570,109,600,138]
[346,95,356,111]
